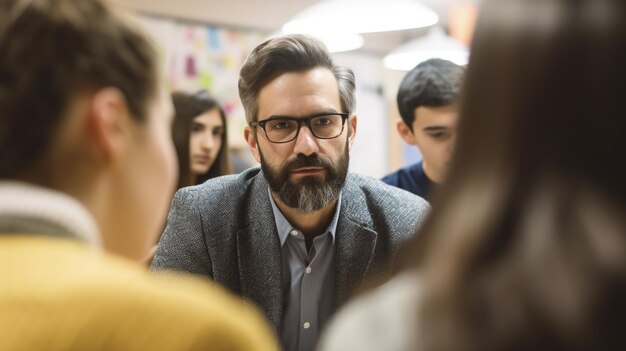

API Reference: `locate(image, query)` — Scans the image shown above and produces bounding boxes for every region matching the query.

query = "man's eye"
[270,121,294,130]
[314,117,333,126]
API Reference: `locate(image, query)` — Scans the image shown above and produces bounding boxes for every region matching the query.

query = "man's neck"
[271,192,337,239]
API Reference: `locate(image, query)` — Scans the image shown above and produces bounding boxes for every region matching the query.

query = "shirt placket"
[297,231,328,351]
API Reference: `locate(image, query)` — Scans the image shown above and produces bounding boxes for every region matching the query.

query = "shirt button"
[290,230,298,237]
[303,322,311,329]
[305,266,312,274]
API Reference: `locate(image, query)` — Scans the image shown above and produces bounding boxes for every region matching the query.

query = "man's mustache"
[283,154,332,172]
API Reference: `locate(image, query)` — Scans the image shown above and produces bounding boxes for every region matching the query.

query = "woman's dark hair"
[171,90,231,189]
[413,0,626,350]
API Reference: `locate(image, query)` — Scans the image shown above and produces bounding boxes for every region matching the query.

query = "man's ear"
[86,87,129,168]
[243,125,261,163]
[397,120,417,146]
[347,114,357,150]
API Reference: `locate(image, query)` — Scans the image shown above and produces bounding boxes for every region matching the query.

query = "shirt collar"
[0,181,101,247]
[268,187,341,247]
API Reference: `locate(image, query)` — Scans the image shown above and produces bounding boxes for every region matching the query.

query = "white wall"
[333,53,389,178]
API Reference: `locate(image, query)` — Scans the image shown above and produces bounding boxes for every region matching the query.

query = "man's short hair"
[0,0,159,178]
[397,58,464,130]
[238,34,356,124]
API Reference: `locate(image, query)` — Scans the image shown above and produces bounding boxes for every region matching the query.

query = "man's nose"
[292,125,319,156]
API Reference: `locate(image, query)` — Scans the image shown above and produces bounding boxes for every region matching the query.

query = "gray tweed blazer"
[152,167,429,333]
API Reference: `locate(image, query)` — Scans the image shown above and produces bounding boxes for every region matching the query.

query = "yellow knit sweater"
[0,235,279,351]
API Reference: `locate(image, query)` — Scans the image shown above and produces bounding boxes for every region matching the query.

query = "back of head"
[0,0,158,179]
[396,58,464,128]
[238,34,356,123]
[415,0,626,350]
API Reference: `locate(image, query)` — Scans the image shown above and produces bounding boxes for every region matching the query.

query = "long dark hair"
[414,0,626,350]
[171,90,232,189]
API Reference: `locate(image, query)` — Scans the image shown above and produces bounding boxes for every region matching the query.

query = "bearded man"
[152,34,430,351]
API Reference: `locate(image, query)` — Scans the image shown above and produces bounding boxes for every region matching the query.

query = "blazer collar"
[236,170,284,332]
[334,174,378,307]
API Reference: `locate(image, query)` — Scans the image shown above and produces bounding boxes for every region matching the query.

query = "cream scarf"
[0,181,101,247]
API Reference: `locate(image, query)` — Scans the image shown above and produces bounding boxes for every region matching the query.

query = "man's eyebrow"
[422,126,450,132]
[267,109,340,120]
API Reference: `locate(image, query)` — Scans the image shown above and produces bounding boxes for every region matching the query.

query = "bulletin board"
[138,15,269,149]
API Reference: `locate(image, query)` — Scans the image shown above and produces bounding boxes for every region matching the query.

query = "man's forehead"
[261,68,337,90]
[257,68,341,118]
[414,104,459,123]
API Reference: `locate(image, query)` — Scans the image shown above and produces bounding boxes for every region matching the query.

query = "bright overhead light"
[282,0,439,35]
[384,27,469,70]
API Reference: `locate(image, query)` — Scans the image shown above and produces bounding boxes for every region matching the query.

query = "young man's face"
[399,104,458,183]
[244,67,357,212]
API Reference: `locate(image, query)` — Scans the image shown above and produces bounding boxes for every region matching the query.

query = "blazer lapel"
[236,173,283,332]
[334,177,378,308]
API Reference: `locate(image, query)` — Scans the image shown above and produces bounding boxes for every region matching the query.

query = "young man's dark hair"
[382,58,465,200]
[397,58,464,130]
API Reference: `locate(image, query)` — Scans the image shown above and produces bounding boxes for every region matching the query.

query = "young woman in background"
[171,90,232,189]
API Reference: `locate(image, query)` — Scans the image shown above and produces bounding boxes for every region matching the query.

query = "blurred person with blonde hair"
[0,0,277,349]
[319,0,626,350]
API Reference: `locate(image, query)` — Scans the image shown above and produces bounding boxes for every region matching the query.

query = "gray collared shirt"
[269,188,340,351]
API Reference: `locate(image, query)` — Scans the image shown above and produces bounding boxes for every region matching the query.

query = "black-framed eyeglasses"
[250,112,349,144]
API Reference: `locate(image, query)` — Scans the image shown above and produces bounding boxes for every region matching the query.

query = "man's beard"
[260,143,349,213]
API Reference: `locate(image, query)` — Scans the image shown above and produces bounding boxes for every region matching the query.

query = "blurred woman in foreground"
[319,0,626,350]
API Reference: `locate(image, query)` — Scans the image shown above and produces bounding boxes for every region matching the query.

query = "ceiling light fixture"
[383,26,469,70]
[281,0,438,52]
